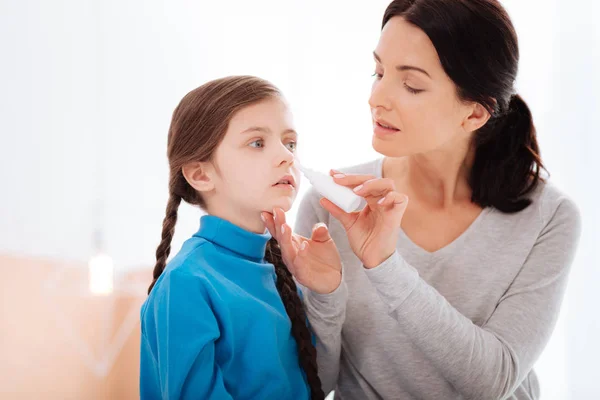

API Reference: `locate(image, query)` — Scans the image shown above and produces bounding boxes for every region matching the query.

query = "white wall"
[0,0,384,268]
[1,0,598,397]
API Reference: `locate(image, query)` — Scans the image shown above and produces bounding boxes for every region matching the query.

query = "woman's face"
[369,16,477,157]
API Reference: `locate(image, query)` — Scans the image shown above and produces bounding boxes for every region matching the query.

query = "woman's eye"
[404,83,424,94]
[249,139,264,148]
[372,72,383,79]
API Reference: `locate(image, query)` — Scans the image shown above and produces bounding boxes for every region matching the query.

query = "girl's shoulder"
[145,239,218,302]
[140,240,223,338]
[164,237,225,282]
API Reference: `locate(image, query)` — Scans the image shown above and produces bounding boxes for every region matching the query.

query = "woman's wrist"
[362,249,396,269]
[311,271,342,295]
[307,273,347,305]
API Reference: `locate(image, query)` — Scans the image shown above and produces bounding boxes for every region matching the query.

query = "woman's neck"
[386,138,476,209]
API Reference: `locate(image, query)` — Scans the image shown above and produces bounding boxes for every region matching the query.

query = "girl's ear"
[182,162,215,193]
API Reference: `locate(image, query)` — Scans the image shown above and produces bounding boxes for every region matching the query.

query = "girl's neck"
[205,204,266,235]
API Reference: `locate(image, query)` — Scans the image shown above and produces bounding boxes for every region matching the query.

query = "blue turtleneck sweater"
[140,215,310,399]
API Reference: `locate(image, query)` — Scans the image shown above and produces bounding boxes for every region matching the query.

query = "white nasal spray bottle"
[298,165,363,213]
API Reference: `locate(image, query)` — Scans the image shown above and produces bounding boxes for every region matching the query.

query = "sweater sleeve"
[294,187,349,395]
[363,196,582,399]
[141,269,234,400]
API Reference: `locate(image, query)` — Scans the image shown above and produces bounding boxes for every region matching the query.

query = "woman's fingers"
[331,174,399,207]
[291,233,305,249]
[261,211,277,239]
[265,208,302,274]
[377,192,409,222]
[329,170,377,190]
[273,207,287,228]
[278,223,300,275]
[378,191,408,206]
[310,222,332,243]
[351,178,396,198]
[267,207,289,242]
[272,207,291,246]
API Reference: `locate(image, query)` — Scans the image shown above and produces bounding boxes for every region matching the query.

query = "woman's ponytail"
[470,94,546,213]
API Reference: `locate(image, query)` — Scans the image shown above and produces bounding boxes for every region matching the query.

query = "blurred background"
[1,0,598,398]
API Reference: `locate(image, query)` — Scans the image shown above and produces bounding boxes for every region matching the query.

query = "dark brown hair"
[383,0,546,213]
[147,76,324,399]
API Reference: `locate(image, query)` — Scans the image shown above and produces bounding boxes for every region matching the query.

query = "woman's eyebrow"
[373,51,431,78]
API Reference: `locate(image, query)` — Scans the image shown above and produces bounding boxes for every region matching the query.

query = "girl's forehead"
[227,98,294,135]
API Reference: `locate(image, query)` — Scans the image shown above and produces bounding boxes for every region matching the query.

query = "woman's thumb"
[311,222,332,243]
[319,198,356,229]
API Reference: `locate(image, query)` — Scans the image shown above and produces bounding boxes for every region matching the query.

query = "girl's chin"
[267,196,295,213]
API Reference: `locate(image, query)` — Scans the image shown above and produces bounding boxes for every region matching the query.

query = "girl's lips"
[272,174,296,188]
[273,183,295,191]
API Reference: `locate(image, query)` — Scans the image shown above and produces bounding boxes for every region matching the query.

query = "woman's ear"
[182,162,215,193]
[462,102,491,133]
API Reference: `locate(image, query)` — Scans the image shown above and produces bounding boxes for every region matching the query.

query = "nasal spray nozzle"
[297,163,363,213]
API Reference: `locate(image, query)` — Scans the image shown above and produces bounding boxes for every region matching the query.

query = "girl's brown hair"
[147,76,324,399]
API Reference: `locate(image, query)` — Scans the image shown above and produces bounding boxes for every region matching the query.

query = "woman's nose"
[369,79,393,111]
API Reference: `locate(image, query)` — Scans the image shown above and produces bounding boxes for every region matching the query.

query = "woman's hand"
[261,208,342,294]
[320,171,409,269]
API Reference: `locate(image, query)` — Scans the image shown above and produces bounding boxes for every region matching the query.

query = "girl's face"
[206,96,301,231]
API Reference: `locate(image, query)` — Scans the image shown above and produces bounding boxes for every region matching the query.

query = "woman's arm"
[294,187,349,394]
[364,197,581,399]
[141,269,233,400]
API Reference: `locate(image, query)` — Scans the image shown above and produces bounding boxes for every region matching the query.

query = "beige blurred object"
[0,254,151,400]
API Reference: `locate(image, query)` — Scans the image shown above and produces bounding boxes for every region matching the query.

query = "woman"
[264,0,581,399]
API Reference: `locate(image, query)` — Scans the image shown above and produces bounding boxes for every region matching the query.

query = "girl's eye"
[285,141,297,152]
[372,72,383,80]
[249,139,264,148]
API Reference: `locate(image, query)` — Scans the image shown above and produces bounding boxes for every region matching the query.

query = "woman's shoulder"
[336,157,384,177]
[527,179,581,230]
[489,179,582,245]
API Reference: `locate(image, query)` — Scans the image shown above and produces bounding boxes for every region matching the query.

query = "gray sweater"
[295,157,582,400]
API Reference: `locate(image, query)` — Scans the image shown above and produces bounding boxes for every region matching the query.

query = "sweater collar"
[194,215,272,260]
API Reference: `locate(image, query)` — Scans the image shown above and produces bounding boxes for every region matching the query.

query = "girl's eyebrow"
[240,126,298,136]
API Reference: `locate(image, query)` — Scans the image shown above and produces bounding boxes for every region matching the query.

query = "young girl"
[139,76,341,400]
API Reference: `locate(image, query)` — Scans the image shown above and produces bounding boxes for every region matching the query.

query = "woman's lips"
[373,120,400,137]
